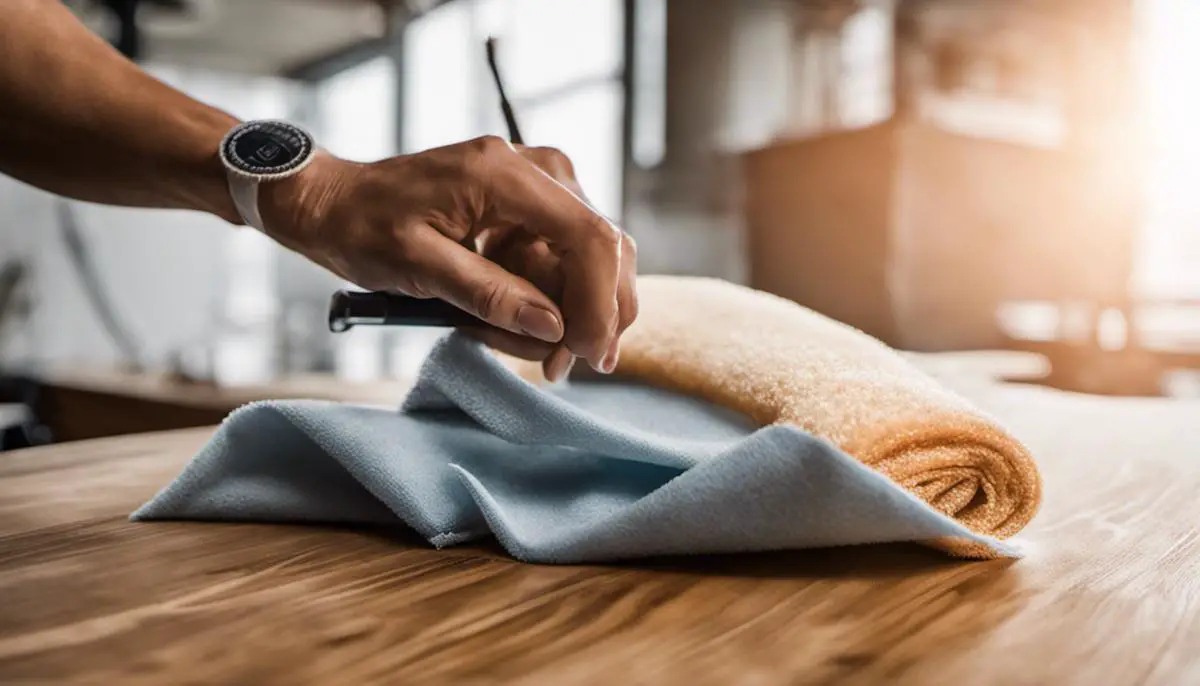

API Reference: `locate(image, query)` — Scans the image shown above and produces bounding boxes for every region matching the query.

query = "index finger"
[478,141,622,371]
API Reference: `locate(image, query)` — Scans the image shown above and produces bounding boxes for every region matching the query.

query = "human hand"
[472,144,637,382]
[259,136,637,380]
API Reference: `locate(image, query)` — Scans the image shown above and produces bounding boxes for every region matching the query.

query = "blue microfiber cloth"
[132,332,1016,562]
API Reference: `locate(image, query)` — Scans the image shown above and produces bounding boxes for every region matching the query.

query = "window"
[403,0,626,219]
[402,1,477,152]
[631,0,666,168]
[318,55,398,160]
[521,81,624,218]
[493,0,623,100]
[839,4,892,130]
[1136,0,1200,298]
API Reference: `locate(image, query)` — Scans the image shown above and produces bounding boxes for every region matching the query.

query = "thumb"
[409,226,565,344]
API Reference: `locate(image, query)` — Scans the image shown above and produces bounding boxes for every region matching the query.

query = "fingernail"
[517,306,563,343]
[600,339,620,374]
[562,355,577,379]
[546,348,575,383]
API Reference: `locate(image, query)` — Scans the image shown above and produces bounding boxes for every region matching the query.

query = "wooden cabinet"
[741,119,1137,351]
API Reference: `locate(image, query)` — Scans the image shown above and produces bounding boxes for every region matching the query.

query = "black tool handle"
[327,290,478,332]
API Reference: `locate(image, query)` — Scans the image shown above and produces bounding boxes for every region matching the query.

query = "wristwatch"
[218,120,317,232]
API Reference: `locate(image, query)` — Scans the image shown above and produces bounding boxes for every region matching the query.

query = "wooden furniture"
[4,357,1200,685]
[27,354,1050,443]
[29,366,414,443]
[742,0,1138,352]
[996,301,1200,396]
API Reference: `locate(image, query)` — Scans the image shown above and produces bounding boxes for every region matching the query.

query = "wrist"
[258,150,353,249]
[176,109,243,224]
[215,119,351,250]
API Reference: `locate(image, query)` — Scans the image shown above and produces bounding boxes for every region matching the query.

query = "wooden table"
[3,374,1200,684]
[30,366,415,442]
[30,351,1053,444]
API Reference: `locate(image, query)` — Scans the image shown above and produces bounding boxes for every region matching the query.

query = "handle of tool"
[327,290,478,332]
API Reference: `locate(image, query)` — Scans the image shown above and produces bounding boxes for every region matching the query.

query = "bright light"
[1136,0,1200,297]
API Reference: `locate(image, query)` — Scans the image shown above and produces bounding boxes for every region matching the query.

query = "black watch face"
[223,121,313,175]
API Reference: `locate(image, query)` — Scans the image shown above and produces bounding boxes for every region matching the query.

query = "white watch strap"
[220,120,318,233]
[226,174,264,232]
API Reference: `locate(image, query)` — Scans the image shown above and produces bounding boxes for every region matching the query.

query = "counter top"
[3,371,1200,684]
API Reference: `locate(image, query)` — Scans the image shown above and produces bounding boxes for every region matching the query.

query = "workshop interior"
[6,1,1200,682]
[3,0,1197,448]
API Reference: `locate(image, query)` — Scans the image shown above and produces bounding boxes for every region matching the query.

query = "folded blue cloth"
[133,333,1014,562]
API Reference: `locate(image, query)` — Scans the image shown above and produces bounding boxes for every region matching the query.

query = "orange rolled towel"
[580,276,1042,557]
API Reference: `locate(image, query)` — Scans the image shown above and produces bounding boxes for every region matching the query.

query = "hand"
[473,144,637,382]
[259,136,637,380]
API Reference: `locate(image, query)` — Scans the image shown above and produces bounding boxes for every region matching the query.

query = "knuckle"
[400,275,435,299]
[472,134,507,149]
[533,146,574,175]
[585,216,622,248]
[462,135,512,177]
[469,134,512,158]
[621,232,638,260]
[471,279,510,322]
[620,294,639,331]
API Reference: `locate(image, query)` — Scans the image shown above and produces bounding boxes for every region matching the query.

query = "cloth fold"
[598,276,1043,556]
[135,276,1041,562]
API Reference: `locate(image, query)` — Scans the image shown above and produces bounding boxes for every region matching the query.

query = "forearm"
[0,0,241,223]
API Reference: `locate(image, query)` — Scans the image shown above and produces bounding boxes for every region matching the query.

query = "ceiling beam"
[281,36,395,82]
[281,0,459,83]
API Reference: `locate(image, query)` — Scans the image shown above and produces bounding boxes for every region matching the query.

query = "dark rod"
[485,36,524,145]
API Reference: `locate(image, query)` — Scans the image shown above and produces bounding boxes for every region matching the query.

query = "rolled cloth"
[135,276,1042,561]
[584,276,1043,555]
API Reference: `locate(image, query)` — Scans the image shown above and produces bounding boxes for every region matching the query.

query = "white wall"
[402,0,626,220]
[0,65,298,370]
[621,0,796,282]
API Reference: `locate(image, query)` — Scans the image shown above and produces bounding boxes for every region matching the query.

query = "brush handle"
[327,290,478,332]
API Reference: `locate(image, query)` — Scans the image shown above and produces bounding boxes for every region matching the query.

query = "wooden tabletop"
[36,365,416,410]
[30,365,417,443]
[3,378,1200,685]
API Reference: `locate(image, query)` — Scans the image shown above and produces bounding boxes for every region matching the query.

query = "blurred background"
[2,0,1199,448]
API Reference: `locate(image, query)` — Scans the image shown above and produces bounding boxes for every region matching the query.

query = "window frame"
[291,0,638,220]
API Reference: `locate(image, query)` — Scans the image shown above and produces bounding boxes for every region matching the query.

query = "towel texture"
[134,276,1042,561]
[610,277,1043,556]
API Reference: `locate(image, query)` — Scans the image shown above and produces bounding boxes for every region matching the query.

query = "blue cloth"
[133,333,1014,562]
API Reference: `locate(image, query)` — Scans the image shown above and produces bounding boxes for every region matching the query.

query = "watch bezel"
[219,120,317,182]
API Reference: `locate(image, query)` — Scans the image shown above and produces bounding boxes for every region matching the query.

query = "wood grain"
[34,366,414,442]
[2,379,1200,685]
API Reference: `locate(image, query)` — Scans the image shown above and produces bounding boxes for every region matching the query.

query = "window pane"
[524,81,624,219]
[839,4,892,129]
[1136,0,1200,297]
[403,1,477,152]
[632,0,666,167]
[319,56,397,160]
[401,0,626,220]
[502,0,623,99]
